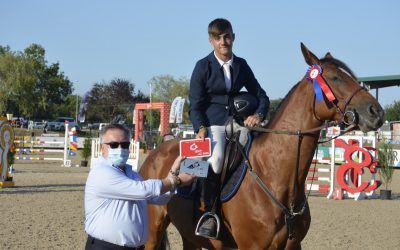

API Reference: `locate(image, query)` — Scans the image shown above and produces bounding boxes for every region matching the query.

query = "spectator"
[84,123,195,249]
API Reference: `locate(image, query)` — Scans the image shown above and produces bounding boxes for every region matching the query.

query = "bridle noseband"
[335,86,366,125]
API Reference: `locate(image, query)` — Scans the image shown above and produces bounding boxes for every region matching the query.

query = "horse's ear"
[301,42,320,66]
[325,52,333,59]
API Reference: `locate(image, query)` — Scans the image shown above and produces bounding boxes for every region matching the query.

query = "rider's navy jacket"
[189,52,269,132]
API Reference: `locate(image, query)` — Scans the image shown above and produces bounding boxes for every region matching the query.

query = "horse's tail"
[157,231,170,250]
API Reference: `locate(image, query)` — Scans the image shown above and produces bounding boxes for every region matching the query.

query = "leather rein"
[236,77,365,239]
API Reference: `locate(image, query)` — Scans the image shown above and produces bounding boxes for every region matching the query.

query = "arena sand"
[1,160,399,249]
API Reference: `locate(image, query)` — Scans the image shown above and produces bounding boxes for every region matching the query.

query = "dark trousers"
[85,235,144,250]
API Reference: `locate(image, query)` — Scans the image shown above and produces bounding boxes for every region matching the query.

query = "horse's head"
[300,43,384,132]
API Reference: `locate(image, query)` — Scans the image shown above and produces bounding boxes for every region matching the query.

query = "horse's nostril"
[366,104,384,128]
[367,104,383,117]
[367,105,375,115]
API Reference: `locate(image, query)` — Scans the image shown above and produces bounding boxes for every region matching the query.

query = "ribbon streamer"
[306,65,336,103]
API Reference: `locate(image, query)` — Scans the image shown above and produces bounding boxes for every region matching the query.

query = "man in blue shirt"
[85,124,195,249]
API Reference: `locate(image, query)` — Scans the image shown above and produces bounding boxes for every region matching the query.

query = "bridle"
[311,64,367,126]
[313,86,366,125]
[236,64,365,239]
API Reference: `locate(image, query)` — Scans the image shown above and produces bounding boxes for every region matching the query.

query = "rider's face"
[209,31,235,61]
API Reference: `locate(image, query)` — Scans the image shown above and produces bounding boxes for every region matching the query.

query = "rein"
[240,122,356,239]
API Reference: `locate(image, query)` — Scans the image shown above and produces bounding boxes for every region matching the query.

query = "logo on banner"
[335,139,381,193]
[180,158,209,177]
[180,138,211,158]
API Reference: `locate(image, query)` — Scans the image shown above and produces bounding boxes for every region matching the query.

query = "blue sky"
[1,1,399,107]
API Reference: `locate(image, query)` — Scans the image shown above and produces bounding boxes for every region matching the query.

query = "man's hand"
[244,114,262,127]
[170,156,183,174]
[162,156,196,193]
[196,127,207,140]
[178,172,196,187]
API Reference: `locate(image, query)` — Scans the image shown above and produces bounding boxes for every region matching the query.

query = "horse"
[140,43,384,249]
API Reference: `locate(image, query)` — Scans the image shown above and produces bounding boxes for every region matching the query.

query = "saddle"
[177,123,255,239]
[219,130,252,202]
[177,129,253,203]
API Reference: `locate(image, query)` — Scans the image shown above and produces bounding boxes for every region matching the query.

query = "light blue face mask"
[107,148,129,167]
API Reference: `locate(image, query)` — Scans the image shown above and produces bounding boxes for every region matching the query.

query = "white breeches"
[206,121,249,174]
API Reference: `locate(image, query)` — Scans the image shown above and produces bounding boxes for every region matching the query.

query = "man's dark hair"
[100,123,131,142]
[208,18,233,37]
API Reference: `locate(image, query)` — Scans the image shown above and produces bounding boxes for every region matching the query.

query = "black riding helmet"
[230,92,259,119]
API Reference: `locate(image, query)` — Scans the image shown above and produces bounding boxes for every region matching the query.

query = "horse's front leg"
[145,204,170,249]
[284,205,311,250]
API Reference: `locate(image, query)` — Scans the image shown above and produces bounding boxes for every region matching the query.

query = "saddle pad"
[220,133,253,202]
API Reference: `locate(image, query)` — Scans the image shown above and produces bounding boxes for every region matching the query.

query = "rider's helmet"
[230,92,259,119]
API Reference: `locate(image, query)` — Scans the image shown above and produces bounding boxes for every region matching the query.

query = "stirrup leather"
[195,212,221,239]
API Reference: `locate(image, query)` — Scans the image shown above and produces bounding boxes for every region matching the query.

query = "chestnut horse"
[140,43,384,249]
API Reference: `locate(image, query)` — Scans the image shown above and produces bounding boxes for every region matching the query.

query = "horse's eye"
[332,76,339,81]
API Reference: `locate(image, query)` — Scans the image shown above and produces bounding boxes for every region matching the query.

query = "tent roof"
[358,75,400,89]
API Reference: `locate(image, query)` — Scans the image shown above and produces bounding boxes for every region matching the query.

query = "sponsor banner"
[169,97,181,123]
[180,138,211,158]
[314,147,400,168]
[176,98,185,124]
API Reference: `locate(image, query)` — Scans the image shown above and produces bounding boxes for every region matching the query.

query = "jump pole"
[62,123,70,167]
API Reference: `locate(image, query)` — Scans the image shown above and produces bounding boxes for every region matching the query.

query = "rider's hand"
[244,114,262,127]
[196,127,207,140]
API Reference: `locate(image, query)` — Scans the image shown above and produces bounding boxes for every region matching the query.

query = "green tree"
[267,98,283,121]
[0,44,73,119]
[384,100,400,122]
[148,75,189,102]
[24,44,73,119]
[85,78,148,123]
[55,94,80,118]
[148,75,190,125]
[0,45,11,55]
[0,48,36,116]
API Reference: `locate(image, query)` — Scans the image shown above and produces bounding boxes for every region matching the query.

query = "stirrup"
[195,212,221,239]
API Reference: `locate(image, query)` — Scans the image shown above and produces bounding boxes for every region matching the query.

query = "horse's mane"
[320,57,357,79]
[266,56,357,126]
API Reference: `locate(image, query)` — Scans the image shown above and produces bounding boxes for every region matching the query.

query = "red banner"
[180,138,211,158]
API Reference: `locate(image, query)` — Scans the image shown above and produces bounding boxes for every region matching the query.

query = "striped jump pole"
[15,149,64,153]
[14,140,65,144]
[14,156,64,161]
[13,125,71,167]
[306,139,336,199]
[63,123,70,167]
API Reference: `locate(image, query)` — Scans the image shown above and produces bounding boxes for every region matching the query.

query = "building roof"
[358,75,400,89]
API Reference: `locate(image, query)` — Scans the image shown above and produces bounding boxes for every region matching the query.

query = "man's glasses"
[103,141,131,149]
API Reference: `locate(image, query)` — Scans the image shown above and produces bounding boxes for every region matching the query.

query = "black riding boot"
[197,171,220,239]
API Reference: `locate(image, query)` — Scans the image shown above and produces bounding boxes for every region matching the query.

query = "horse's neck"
[268,80,321,132]
[257,80,322,197]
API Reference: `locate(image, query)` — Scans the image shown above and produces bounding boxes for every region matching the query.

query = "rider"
[189,18,269,238]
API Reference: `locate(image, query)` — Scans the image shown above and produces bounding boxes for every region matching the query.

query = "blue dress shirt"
[84,157,173,247]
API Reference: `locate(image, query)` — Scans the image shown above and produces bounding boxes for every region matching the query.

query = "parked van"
[47,117,78,131]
